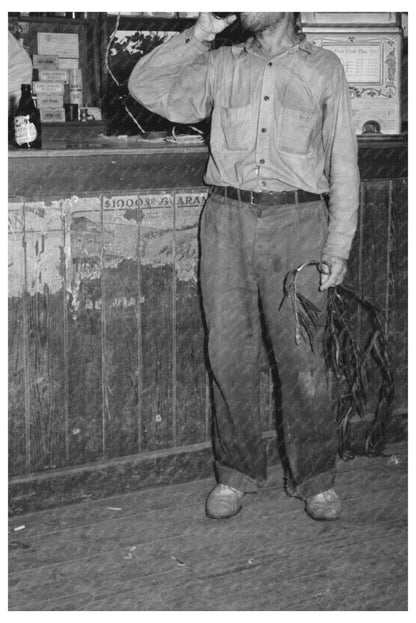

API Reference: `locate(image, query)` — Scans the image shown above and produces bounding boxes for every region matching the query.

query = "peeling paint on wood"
[9,191,207,301]
[8,189,210,475]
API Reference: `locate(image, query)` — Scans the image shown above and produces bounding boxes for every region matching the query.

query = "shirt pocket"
[220,104,253,151]
[278,107,319,156]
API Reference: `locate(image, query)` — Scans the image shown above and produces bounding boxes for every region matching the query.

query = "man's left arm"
[320,55,360,291]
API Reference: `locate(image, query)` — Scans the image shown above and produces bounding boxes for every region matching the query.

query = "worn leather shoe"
[305,488,342,521]
[206,484,244,519]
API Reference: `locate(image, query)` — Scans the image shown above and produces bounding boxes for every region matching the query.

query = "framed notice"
[302,13,399,25]
[323,44,383,84]
[305,26,403,134]
[37,32,79,58]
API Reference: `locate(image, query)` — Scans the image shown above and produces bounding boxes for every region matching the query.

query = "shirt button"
[185,38,190,43]
[264,95,270,101]
[261,128,267,133]
[259,158,265,165]
[268,62,273,66]
[261,181,267,187]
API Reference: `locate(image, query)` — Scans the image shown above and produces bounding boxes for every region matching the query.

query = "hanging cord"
[165,124,205,144]
[106,13,146,133]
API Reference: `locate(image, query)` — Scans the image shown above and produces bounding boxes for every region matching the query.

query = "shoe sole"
[205,504,243,520]
[305,510,341,521]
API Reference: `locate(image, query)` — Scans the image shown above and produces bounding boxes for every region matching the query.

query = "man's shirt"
[128,27,360,259]
[8,32,33,103]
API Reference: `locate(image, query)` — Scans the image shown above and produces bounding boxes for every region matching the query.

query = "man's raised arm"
[128,13,236,124]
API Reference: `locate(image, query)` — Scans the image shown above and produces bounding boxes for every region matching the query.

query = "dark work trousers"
[200,191,338,499]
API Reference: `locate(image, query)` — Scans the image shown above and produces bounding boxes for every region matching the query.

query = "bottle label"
[69,87,83,105]
[14,115,38,145]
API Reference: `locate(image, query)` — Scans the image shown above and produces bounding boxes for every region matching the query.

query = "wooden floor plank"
[8,457,406,566]
[8,439,407,534]
[8,504,406,585]
[9,442,407,611]
[11,526,406,611]
[8,476,406,578]
[9,523,406,611]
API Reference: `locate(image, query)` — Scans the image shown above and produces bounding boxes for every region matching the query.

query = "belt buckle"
[250,191,255,205]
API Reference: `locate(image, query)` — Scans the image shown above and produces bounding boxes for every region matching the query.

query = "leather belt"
[210,185,323,206]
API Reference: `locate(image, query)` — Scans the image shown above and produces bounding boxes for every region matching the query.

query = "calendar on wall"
[302,13,404,134]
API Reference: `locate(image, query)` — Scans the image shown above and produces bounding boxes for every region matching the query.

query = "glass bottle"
[14,84,42,149]
[211,13,236,19]
[8,95,17,146]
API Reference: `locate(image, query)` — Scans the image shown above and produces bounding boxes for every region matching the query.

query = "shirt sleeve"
[321,55,360,260]
[8,32,33,103]
[128,27,215,124]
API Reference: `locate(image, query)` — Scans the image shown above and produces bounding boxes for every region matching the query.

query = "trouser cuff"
[214,461,265,493]
[288,467,337,499]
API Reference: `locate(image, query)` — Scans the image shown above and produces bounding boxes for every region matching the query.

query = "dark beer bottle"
[14,84,42,149]
[8,95,17,146]
[212,13,236,18]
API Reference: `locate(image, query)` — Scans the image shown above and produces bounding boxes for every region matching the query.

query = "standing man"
[128,13,360,521]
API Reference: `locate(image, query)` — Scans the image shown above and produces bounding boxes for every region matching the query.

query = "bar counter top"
[8,134,407,199]
[9,140,210,198]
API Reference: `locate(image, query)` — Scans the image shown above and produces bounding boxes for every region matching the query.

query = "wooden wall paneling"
[67,196,104,465]
[173,190,208,446]
[101,194,140,458]
[22,200,67,473]
[139,192,174,450]
[359,180,391,413]
[61,200,71,464]
[360,181,390,308]
[8,202,28,476]
[389,179,408,412]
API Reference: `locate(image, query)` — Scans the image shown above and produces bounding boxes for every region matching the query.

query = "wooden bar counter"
[8,136,408,513]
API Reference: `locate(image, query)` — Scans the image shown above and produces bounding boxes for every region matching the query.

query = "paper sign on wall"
[37,33,79,59]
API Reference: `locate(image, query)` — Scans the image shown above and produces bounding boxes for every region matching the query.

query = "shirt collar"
[231,40,249,58]
[298,35,312,55]
[231,34,312,58]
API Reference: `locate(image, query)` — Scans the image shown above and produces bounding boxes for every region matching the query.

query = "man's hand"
[318,254,347,291]
[194,12,237,42]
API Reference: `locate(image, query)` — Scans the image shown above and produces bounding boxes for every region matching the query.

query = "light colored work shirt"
[8,32,33,103]
[128,27,360,259]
